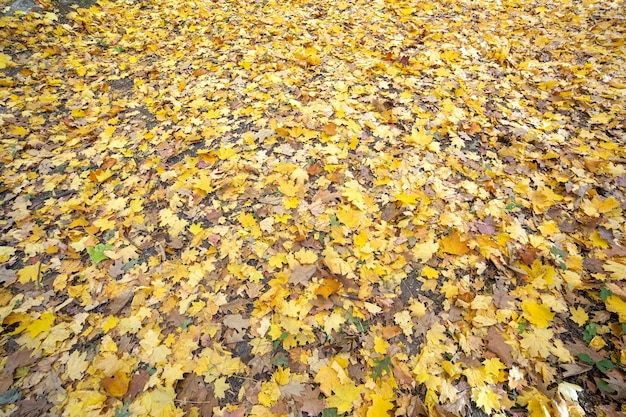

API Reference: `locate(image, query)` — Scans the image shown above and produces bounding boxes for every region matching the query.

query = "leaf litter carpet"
[0,0,625,415]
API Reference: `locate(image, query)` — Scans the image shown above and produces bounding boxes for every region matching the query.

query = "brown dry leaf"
[125,370,150,401]
[486,327,514,368]
[223,314,250,332]
[288,264,317,285]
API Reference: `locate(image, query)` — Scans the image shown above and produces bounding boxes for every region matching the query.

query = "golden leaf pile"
[1,0,625,415]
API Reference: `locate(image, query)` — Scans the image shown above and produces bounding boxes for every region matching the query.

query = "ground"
[0,0,625,416]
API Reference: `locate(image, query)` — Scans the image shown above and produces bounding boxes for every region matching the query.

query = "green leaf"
[321,408,341,417]
[0,387,21,405]
[123,259,139,272]
[518,321,526,334]
[271,353,289,367]
[577,353,595,366]
[179,317,193,331]
[273,331,288,350]
[114,402,131,417]
[87,243,112,264]
[329,214,341,226]
[600,287,612,303]
[583,323,597,344]
[372,356,392,380]
[596,359,614,373]
[103,228,117,242]
[347,308,369,333]
[596,378,617,394]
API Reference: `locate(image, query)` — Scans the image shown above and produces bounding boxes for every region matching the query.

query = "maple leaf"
[101,372,130,397]
[0,53,15,69]
[342,180,367,210]
[17,263,42,284]
[87,244,112,264]
[440,231,471,255]
[603,260,626,281]
[605,295,626,322]
[521,301,555,328]
[366,393,394,417]
[472,386,500,414]
[412,239,439,262]
[327,380,362,413]
[372,356,391,381]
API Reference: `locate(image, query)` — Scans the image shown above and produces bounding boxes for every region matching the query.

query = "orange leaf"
[315,277,340,299]
[323,122,337,136]
[101,372,130,397]
[440,232,470,255]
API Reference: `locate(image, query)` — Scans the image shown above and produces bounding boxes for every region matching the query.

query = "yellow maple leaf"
[323,310,345,334]
[409,299,427,318]
[394,310,413,337]
[373,336,390,354]
[284,197,299,209]
[605,295,626,322]
[522,301,554,328]
[11,125,28,138]
[342,180,367,210]
[406,127,433,147]
[314,363,341,396]
[322,247,354,277]
[64,350,88,381]
[26,311,55,337]
[569,306,588,326]
[366,392,394,417]
[0,53,15,69]
[17,263,41,285]
[528,187,563,212]
[65,390,107,417]
[394,192,419,206]
[482,358,506,383]
[327,380,362,413]
[521,260,556,288]
[238,212,257,228]
[603,259,626,281]
[293,248,317,264]
[472,386,500,414]
[589,230,609,248]
[161,363,185,387]
[102,316,120,332]
[581,196,621,217]
[217,145,237,160]
[412,240,439,262]
[278,180,299,197]
[188,223,204,235]
[537,220,558,237]
[214,376,229,399]
[589,113,612,124]
[421,265,439,279]
[0,246,15,263]
[158,208,189,236]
